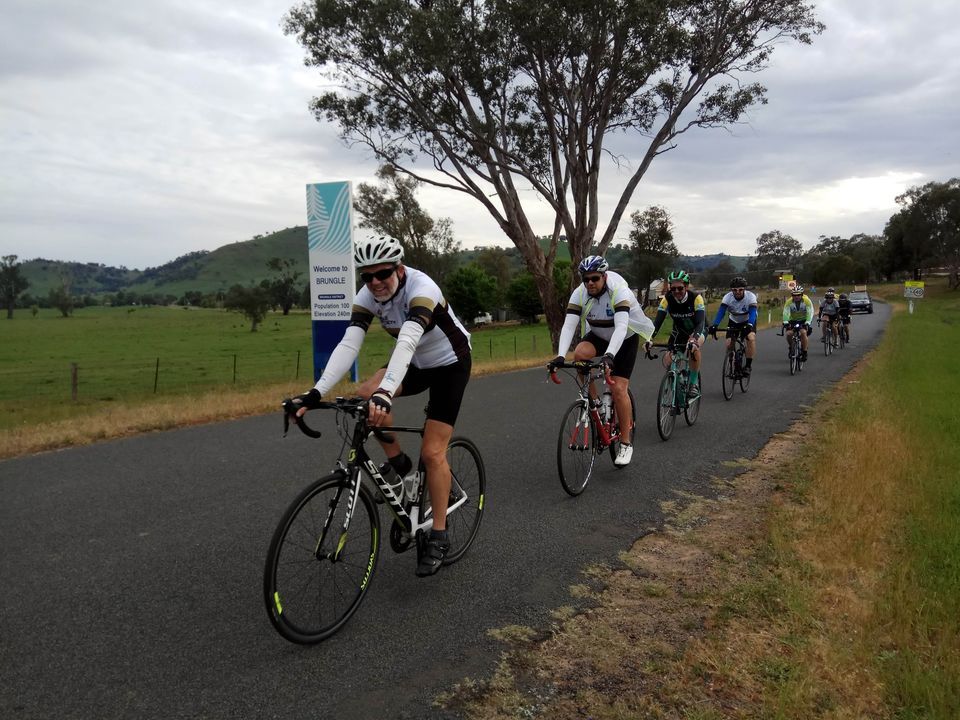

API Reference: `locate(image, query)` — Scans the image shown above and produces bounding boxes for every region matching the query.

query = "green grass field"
[0,294,770,432]
[0,306,560,430]
[868,285,960,714]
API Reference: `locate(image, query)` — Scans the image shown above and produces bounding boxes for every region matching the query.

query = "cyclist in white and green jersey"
[782,286,814,360]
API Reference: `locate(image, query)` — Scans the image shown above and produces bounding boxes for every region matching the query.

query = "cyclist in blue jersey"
[287,235,472,577]
[708,276,759,376]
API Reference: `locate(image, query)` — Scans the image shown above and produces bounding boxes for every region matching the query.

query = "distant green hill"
[15,228,748,302]
[19,227,310,299]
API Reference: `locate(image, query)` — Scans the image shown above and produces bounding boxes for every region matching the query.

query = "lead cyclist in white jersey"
[287,235,472,577]
[548,255,655,467]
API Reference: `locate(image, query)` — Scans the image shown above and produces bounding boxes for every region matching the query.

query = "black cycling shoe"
[742,365,751,376]
[416,536,450,577]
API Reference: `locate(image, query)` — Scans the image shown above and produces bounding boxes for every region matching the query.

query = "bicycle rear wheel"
[557,400,597,496]
[263,472,380,644]
[838,324,846,349]
[418,437,486,564]
[721,351,736,400]
[608,387,637,466]
[684,375,702,426]
[656,372,677,441]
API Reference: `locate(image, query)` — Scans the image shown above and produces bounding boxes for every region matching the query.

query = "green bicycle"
[646,342,702,441]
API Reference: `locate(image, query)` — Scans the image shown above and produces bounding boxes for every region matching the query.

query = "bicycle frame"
[553,362,621,449]
[667,346,692,403]
[304,407,468,561]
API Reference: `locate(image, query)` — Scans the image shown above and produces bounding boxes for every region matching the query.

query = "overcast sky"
[2,0,958,269]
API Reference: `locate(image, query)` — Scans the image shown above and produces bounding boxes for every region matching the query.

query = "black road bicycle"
[779,321,808,375]
[549,360,636,496]
[646,342,701,441]
[263,398,485,644]
[819,317,837,356]
[714,326,751,400]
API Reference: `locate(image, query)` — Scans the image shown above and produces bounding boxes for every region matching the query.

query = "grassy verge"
[0,295,760,457]
[437,280,960,718]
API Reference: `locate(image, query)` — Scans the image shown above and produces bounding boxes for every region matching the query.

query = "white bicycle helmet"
[354,235,404,268]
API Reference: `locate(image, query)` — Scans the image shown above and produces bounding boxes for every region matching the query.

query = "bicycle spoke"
[558,401,596,495]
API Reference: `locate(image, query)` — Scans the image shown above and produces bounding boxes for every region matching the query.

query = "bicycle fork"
[316,466,364,563]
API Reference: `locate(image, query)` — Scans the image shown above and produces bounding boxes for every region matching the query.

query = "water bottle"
[601,390,613,421]
[378,462,404,503]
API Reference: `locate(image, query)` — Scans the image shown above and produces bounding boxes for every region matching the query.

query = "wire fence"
[0,348,312,403]
[0,326,555,405]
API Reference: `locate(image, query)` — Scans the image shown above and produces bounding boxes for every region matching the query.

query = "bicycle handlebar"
[644,341,694,360]
[547,359,606,385]
[281,396,396,443]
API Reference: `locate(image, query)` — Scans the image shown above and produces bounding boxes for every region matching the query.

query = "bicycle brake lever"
[549,370,562,384]
[283,412,290,437]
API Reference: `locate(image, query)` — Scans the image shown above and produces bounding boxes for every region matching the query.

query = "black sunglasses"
[359,267,396,283]
[670,285,686,293]
[582,274,603,283]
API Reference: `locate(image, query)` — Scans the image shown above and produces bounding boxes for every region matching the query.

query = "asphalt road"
[1,305,889,719]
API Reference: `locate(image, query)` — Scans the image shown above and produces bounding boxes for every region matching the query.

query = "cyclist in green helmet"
[645,270,707,399]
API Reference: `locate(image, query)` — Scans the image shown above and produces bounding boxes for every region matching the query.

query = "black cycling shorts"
[393,355,471,426]
[582,332,640,379]
[725,321,753,340]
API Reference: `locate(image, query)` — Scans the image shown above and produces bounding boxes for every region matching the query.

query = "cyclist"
[838,292,853,342]
[818,288,841,347]
[782,286,814,360]
[644,269,706,397]
[287,235,472,577]
[548,255,654,467]
[708,276,759,376]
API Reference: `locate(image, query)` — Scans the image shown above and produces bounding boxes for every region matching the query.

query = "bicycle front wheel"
[656,372,677,441]
[263,472,380,645]
[557,400,597,496]
[608,387,637,466]
[721,352,736,400]
[738,351,751,393]
[421,437,486,565]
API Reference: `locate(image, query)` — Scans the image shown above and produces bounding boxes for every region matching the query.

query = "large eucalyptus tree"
[285,0,823,336]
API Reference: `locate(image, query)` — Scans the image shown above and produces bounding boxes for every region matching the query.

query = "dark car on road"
[849,290,873,313]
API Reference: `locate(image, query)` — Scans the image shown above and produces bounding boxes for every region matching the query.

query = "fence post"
[295,350,301,379]
[154,357,160,393]
[514,334,517,359]
[233,354,237,384]
[532,335,536,354]
[489,337,493,359]
[71,362,78,401]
